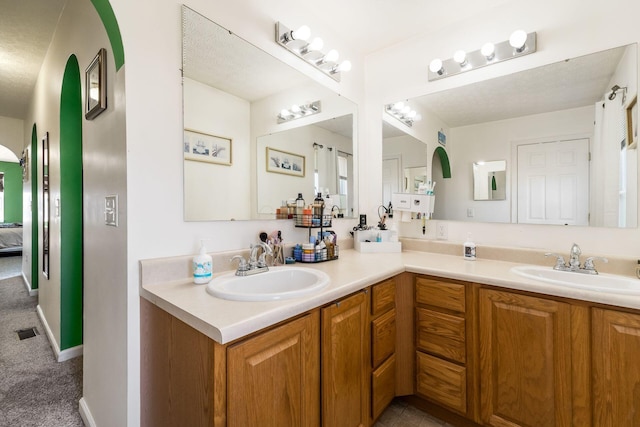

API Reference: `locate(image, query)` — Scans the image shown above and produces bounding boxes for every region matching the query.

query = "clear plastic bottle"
[463,233,476,261]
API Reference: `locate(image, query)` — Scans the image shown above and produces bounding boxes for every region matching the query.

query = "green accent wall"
[0,161,23,223]
[60,56,84,350]
[31,125,39,290]
[90,0,125,70]
[435,146,451,179]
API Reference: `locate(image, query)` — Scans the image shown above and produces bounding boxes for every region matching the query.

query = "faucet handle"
[231,255,249,272]
[545,253,567,270]
[583,256,608,273]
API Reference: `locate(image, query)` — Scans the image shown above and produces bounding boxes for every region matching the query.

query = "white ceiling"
[0,0,67,120]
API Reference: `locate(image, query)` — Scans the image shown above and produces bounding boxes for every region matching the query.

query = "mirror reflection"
[385,43,638,228]
[256,114,354,218]
[473,160,506,201]
[182,6,357,221]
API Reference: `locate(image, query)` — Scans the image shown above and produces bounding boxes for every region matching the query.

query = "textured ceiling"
[183,7,310,102]
[0,0,67,120]
[412,46,627,128]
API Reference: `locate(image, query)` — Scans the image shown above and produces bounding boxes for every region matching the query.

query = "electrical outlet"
[436,223,448,240]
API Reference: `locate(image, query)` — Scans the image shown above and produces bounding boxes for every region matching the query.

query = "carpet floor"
[0,255,22,281]
[0,273,84,427]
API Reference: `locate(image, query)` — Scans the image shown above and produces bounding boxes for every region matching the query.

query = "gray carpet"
[0,275,84,427]
[0,256,22,281]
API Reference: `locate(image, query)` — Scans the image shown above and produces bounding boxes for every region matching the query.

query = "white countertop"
[140,249,640,345]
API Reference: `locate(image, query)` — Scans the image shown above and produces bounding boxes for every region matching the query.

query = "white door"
[382,156,401,207]
[517,138,589,225]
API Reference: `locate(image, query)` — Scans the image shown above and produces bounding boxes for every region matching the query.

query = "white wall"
[0,116,24,159]
[366,0,640,257]
[183,78,251,220]
[24,0,128,425]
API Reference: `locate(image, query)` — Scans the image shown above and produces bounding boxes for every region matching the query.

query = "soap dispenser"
[463,233,476,261]
[193,240,213,284]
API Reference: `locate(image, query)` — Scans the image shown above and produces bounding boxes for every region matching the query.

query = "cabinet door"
[593,308,640,427]
[227,312,320,427]
[322,291,369,427]
[479,289,572,427]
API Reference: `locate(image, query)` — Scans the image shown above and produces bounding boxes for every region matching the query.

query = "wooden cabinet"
[593,308,640,427]
[322,290,369,427]
[478,288,573,427]
[414,276,473,417]
[370,278,397,422]
[227,311,320,427]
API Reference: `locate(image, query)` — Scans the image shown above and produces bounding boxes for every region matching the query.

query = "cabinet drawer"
[372,354,396,420]
[372,279,396,316]
[415,277,466,313]
[416,351,467,414]
[372,309,396,368]
[416,308,465,364]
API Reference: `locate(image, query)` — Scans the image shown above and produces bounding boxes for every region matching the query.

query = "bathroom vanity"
[140,245,640,427]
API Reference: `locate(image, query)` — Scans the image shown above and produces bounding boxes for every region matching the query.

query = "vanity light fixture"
[428,30,537,81]
[385,102,422,127]
[277,100,322,123]
[276,22,352,82]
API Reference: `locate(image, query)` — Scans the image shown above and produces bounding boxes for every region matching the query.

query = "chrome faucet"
[545,243,608,275]
[231,242,273,276]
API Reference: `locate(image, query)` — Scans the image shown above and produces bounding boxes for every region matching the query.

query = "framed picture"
[85,48,107,120]
[266,147,305,177]
[627,95,638,149]
[184,129,232,165]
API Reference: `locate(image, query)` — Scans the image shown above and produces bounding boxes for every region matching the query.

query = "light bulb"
[413,113,422,122]
[338,60,352,72]
[509,30,528,51]
[429,58,444,75]
[392,102,404,111]
[280,109,291,118]
[307,37,323,52]
[401,106,411,115]
[407,110,417,119]
[324,49,339,63]
[481,42,495,59]
[453,50,467,65]
[291,25,310,41]
[290,104,301,114]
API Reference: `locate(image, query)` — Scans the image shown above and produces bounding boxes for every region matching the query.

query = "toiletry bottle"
[193,240,213,284]
[295,193,305,224]
[463,233,476,261]
[313,192,324,222]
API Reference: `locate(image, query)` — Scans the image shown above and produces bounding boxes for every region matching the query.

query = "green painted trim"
[60,55,84,350]
[0,162,22,222]
[90,0,125,70]
[435,146,451,179]
[31,125,39,290]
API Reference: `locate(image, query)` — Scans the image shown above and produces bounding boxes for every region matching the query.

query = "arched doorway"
[59,55,83,350]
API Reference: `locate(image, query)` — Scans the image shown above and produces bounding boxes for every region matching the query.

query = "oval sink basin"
[206,266,330,301]
[511,265,640,294]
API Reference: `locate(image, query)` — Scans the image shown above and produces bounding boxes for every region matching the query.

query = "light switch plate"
[105,195,118,227]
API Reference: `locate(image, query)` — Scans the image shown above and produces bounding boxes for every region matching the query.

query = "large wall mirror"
[182,6,357,221]
[384,43,638,228]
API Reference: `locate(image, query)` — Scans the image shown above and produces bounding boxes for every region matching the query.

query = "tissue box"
[354,230,402,253]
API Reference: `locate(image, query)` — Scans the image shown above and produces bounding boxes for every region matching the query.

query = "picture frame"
[184,129,232,165]
[627,95,638,149]
[266,147,305,177]
[85,48,107,120]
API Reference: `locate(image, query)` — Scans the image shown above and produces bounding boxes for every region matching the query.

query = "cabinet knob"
[336,302,340,307]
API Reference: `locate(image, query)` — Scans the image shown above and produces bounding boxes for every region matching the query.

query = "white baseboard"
[21,272,38,296]
[36,304,83,362]
[79,397,97,427]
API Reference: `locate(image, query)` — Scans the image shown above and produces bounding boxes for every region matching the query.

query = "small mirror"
[473,160,506,201]
[404,166,427,193]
